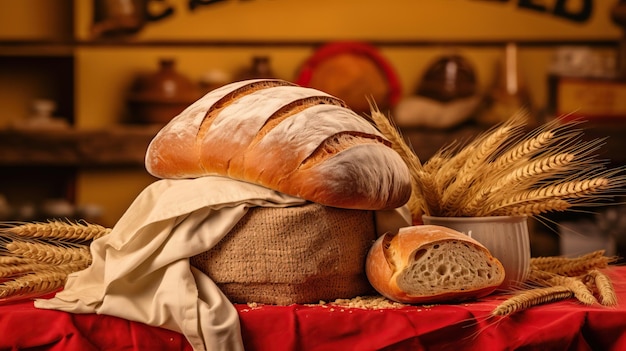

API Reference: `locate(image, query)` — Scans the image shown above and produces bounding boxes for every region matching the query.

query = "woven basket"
[190,203,377,305]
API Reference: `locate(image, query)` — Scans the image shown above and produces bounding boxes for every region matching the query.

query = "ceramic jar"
[128,58,201,125]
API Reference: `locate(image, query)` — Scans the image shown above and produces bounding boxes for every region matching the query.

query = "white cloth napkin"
[35,176,307,351]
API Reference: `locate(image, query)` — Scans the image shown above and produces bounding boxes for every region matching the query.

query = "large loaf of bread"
[366,225,505,304]
[145,79,411,210]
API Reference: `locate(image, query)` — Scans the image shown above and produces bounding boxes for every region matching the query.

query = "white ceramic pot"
[422,215,531,290]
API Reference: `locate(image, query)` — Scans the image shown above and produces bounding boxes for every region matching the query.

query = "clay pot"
[128,58,201,125]
[417,54,478,103]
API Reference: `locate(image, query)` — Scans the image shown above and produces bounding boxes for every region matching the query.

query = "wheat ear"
[529,272,598,305]
[0,261,89,300]
[489,114,577,169]
[485,177,611,216]
[0,271,67,299]
[492,130,555,169]
[0,261,48,278]
[4,240,92,265]
[422,154,446,174]
[488,198,571,217]
[585,269,617,306]
[369,105,426,221]
[497,153,575,190]
[530,250,614,276]
[492,286,573,317]
[2,220,111,241]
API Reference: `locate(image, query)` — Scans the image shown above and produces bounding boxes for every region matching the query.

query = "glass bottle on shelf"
[12,99,70,130]
[477,43,533,126]
[235,56,276,81]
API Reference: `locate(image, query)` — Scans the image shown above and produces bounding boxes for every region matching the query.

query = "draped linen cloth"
[34,176,308,351]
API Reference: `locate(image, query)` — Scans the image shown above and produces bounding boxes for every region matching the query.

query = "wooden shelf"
[0,38,619,56]
[0,125,160,167]
[0,42,75,57]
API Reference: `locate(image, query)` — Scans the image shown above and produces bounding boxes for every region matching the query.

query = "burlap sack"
[190,203,377,305]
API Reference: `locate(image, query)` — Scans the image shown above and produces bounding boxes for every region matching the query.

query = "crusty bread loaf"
[145,78,412,210]
[366,225,505,304]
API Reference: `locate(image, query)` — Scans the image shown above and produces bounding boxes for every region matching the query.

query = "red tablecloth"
[2,267,626,351]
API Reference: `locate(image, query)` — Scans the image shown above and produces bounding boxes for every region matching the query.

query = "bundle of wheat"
[370,108,626,221]
[0,220,110,302]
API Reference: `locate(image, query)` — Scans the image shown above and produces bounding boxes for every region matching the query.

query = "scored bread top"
[145,79,412,210]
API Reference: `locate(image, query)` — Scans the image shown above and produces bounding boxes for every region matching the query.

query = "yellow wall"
[0,0,72,40]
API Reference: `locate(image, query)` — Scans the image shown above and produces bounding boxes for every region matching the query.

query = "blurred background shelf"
[0,126,159,167]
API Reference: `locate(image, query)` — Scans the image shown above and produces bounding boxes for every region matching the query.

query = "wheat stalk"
[0,269,67,300]
[4,240,91,265]
[423,154,446,174]
[415,170,443,217]
[494,251,619,315]
[492,286,573,317]
[369,105,427,220]
[495,153,575,190]
[529,271,598,305]
[434,144,471,176]
[494,267,614,316]
[530,250,614,277]
[2,220,111,241]
[585,269,617,306]
[0,261,47,278]
[0,261,89,301]
[431,143,474,192]
[489,198,571,217]
[492,130,555,169]
[484,178,611,216]
[489,116,581,169]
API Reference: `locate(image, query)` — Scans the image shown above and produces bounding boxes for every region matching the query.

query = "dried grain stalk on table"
[492,250,619,316]
[0,219,109,302]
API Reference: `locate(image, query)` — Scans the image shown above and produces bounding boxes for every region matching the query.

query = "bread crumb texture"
[398,241,501,295]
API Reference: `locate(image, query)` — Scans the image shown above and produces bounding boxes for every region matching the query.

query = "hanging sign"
[81,0,621,41]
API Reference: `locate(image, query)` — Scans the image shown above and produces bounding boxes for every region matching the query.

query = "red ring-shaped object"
[295,41,402,107]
